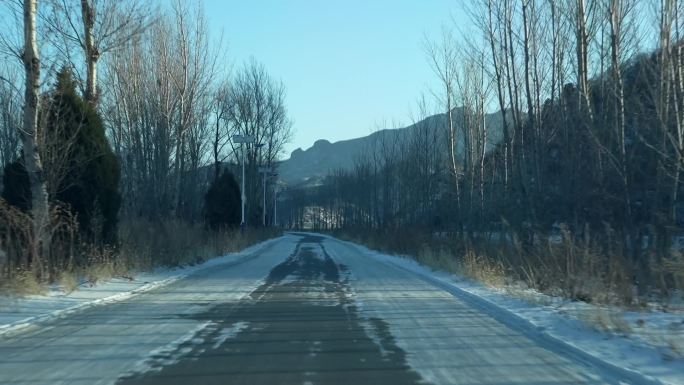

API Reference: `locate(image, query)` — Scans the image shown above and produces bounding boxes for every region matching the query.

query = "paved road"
[0,234,633,384]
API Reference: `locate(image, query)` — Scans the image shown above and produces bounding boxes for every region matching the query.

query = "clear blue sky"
[202,0,464,158]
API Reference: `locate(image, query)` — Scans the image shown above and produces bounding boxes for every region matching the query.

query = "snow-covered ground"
[321,233,684,385]
[0,237,281,338]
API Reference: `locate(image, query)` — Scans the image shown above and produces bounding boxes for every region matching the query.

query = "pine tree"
[47,69,121,244]
[204,170,241,231]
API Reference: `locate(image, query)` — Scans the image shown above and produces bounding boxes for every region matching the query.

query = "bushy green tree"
[204,170,241,230]
[3,69,121,244]
[47,69,121,244]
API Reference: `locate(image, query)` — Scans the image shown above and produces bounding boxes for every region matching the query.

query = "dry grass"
[0,199,79,283]
[57,270,79,294]
[0,269,45,296]
[415,245,455,272]
[0,212,281,296]
[333,226,683,308]
[461,248,507,288]
[117,217,280,271]
[578,308,633,335]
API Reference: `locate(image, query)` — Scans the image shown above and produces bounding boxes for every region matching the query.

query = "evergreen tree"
[47,69,121,244]
[204,170,241,231]
[2,158,31,212]
[3,69,121,244]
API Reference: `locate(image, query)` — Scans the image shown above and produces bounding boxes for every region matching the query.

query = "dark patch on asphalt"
[117,235,425,385]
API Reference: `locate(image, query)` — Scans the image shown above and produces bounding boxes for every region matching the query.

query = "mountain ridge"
[277,108,504,187]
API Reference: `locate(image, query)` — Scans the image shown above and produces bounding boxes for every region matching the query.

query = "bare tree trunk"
[424,28,461,228]
[503,0,534,229]
[486,0,511,191]
[671,4,684,225]
[522,0,534,125]
[81,0,98,105]
[671,43,684,222]
[657,0,674,221]
[213,107,221,182]
[549,0,558,105]
[609,0,631,220]
[447,85,463,226]
[21,0,49,272]
[576,0,594,121]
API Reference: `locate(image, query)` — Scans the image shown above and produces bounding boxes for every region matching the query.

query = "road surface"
[0,233,637,384]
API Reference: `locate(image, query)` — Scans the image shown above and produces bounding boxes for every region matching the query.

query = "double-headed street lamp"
[258,166,273,227]
[232,134,255,230]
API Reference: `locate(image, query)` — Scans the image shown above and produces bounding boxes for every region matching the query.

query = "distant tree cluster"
[103,4,291,225]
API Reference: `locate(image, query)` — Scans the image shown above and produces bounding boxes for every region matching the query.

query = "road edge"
[0,236,284,339]
[310,232,665,385]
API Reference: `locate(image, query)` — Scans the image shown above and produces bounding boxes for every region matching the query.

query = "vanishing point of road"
[0,233,643,385]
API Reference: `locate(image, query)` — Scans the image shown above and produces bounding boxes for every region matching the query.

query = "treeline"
[283,0,684,301]
[0,0,290,287]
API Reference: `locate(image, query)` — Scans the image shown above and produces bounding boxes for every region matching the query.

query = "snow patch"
[124,321,212,376]
[212,321,249,349]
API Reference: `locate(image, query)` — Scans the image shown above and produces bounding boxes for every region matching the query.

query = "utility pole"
[273,175,279,227]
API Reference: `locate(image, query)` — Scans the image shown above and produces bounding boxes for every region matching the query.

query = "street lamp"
[258,166,273,227]
[232,134,255,230]
[272,174,280,227]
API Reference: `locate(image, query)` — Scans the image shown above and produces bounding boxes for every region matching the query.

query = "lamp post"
[258,166,272,227]
[272,174,279,227]
[232,134,255,231]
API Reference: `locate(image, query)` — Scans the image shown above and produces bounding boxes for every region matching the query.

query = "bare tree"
[45,0,151,105]
[212,79,233,182]
[100,1,224,220]
[22,0,50,269]
[424,28,463,221]
[166,0,220,219]
[224,59,293,224]
[574,0,595,121]
[227,59,293,162]
[454,42,493,230]
[606,0,636,221]
[482,0,512,191]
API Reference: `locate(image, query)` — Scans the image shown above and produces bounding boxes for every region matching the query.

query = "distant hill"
[276,108,504,187]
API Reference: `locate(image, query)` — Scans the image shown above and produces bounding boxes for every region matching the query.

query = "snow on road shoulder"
[0,236,283,338]
[318,233,684,385]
